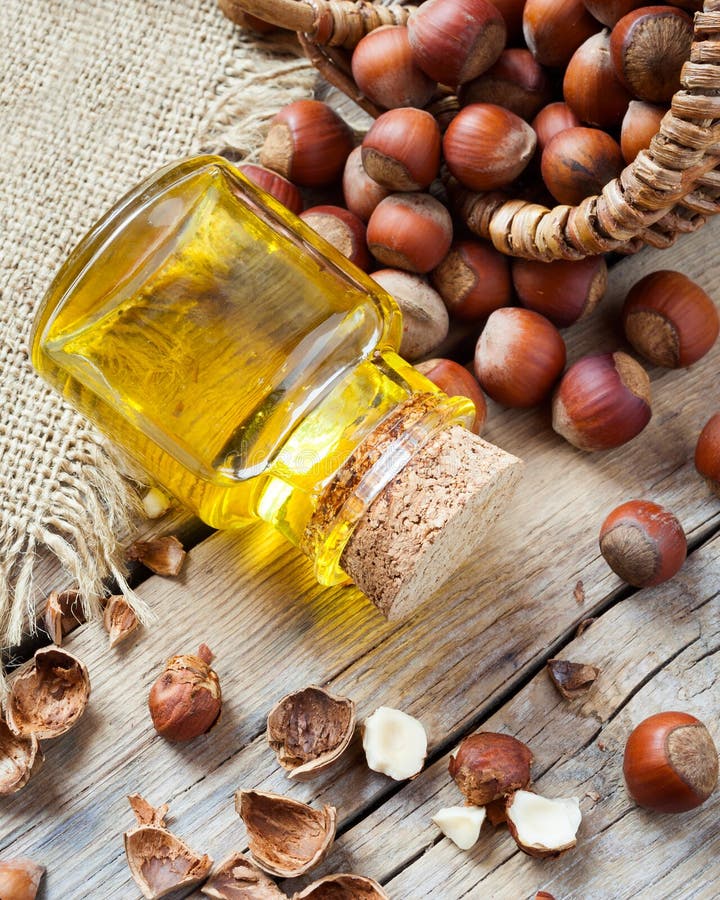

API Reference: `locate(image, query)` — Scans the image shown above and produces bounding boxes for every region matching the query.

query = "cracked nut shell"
[235,789,336,878]
[148,644,222,741]
[126,535,186,576]
[5,645,90,740]
[0,717,44,794]
[266,685,356,780]
[124,794,213,899]
[201,852,284,898]
[449,732,533,805]
[0,858,45,900]
[103,595,140,647]
[293,873,390,898]
[547,659,600,700]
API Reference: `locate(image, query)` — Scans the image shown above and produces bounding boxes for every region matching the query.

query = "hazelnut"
[695,413,720,496]
[43,588,85,645]
[5,645,90,740]
[362,706,428,780]
[0,716,43,794]
[506,791,582,858]
[238,163,304,215]
[0,859,45,900]
[532,103,581,155]
[124,794,213,899]
[523,0,599,68]
[367,194,453,274]
[599,498,687,587]
[552,351,652,451]
[235,789,336,878]
[141,486,173,519]
[610,6,693,103]
[563,31,632,130]
[266,685,356,780]
[582,0,646,27]
[126,534,186,576]
[431,239,512,322]
[371,269,449,360]
[260,100,354,187]
[300,205,370,271]
[201,852,284,898]
[432,805,486,850]
[492,0,526,45]
[342,147,390,223]
[362,108,441,191]
[294,874,389,899]
[443,103,537,192]
[547,658,600,699]
[542,127,624,206]
[460,50,552,122]
[620,100,667,163]
[449,731,533,804]
[351,26,436,111]
[623,712,719,813]
[103,594,140,647]
[415,359,487,434]
[474,307,567,408]
[407,0,506,87]
[148,643,222,741]
[622,270,720,368]
[512,256,608,328]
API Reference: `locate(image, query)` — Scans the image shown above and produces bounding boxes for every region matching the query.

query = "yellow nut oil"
[32,156,474,585]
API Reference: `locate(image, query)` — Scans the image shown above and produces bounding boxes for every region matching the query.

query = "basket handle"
[220,0,413,47]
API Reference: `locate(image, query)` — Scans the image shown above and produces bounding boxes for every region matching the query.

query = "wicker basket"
[220,0,720,261]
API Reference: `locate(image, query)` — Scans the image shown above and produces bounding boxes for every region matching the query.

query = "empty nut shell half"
[5,645,90,740]
[43,589,86,645]
[103,595,140,647]
[201,852,284,898]
[124,794,213,899]
[266,686,356,780]
[235,789,336,878]
[0,858,45,900]
[293,873,390,898]
[0,717,44,794]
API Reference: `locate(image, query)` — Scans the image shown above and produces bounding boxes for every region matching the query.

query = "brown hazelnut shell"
[236,790,337,878]
[695,413,720,496]
[542,127,624,207]
[5,645,90,740]
[148,644,222,742]
[126,535,186,576]
[293,873,389,898]
[266,685,356,780]
[201,852,285,898]
[0,858,45,900]
[523,0,599,68]
[43,589,85,645]
[103,594,140,647]
[124,794,213,899]
[0,716,44,794]
[547,658,600,699]
[449,731,533,804]
[460,49,552,122]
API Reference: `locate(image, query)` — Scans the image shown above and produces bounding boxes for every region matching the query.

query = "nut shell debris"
[0,717,44,794]
[201,852,284,898]
[148,644,222,741]
[124,794,213,899]
[43,589,86,645]
[5,645,90,740]
[103,595,140,647]
[267,685,355,780]
[126,535,186,576]
[0,858,45,900]
[235,789,336,878]
[506,790,581,858]
[449,732,533,804]
[293,873,390,898]
[547,659,600,700]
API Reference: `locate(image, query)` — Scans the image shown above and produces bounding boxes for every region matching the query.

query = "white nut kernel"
[506,790,582,857]
[142,487,172,519]
[362,706,427,780]
[432,805,486,850]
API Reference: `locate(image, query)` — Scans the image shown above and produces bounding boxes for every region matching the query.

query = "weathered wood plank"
[1,221,719,897]
[303,534,719,898]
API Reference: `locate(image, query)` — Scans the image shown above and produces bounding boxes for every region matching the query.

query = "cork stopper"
[341,425,522,619]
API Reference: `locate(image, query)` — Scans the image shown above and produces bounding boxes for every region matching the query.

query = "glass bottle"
[31,156,520,616]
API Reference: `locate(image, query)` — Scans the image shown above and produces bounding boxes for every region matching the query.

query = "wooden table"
[2,219,719,900]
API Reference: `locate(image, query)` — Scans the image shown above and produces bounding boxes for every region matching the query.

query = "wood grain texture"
[1,220,719,898]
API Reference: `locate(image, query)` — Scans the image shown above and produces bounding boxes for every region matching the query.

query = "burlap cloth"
[0,0,318,650]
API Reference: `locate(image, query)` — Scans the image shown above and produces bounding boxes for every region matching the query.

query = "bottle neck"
[253,348,475,586]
